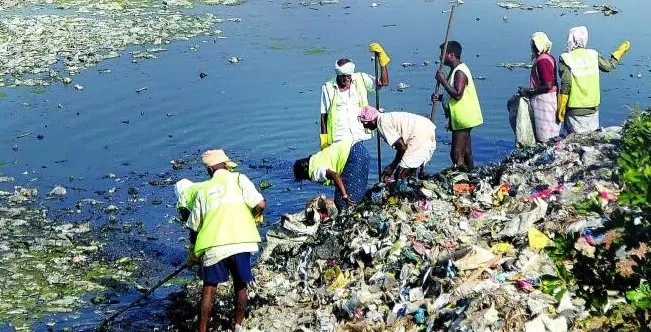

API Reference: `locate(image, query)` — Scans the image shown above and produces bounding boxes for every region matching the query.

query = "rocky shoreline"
[168,112,650,331]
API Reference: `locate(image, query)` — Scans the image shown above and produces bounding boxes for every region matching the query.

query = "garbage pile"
[170,115,650,331]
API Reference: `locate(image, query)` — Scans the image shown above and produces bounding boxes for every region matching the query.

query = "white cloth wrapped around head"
[567,26,588,52]
[531,32,552,55]
[334,61,355,76]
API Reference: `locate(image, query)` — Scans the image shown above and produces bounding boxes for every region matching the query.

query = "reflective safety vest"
[448,63,483,131]
[324,73,369,144]
[194,172,261,256]
[560,48,600,108]
[176,182,204,212]
[308,139,354,186]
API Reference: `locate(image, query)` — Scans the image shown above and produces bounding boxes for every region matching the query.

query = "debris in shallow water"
[397,82,410,92]
[47,185,67,198]
[171,159,185,170]
[199,72,208,79]
[74,84,84,90]
[498,62,533,70]
[229,56,241,64]
[259,180,273,190]
[136,87,148,93]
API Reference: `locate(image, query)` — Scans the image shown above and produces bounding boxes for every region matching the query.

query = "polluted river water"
[0,0,650,330]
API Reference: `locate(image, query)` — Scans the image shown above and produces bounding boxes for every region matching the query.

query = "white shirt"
[320,72,375,143]
[377,112,436,148]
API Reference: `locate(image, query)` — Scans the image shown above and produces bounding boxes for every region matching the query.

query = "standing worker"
[558,26,630,134]
[358,106,436,182]
[186,150,266,332]
[319,43,391,149]
[518,32,560,142]
[293,139,369,211]
[432,41,483,169]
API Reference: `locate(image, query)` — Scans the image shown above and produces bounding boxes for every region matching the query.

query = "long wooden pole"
[98,263,189,330]
[429,5,456,124]
[374,55,382,182]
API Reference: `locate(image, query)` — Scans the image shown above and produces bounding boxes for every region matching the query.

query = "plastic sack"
[507,94,536,147]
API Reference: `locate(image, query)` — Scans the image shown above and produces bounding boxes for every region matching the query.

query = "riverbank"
[168,110,650,331]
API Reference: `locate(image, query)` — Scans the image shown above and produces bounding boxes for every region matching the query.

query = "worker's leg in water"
[451,129,469,167]
[226,253,254,327]
[337,142,370,207]
[199,260,231,332]
[464,128,474,169]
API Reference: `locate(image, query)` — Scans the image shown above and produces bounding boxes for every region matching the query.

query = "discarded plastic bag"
[508,94,536,147]
[499,198,548,238]
[528,228,551,250]
[454,246,495,270]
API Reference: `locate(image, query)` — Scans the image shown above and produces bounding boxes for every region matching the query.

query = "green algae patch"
[267,42,287,51]
[0,92,7,99]
[0,200,135,329]
[304,48,326,55]
[31,88,46,95]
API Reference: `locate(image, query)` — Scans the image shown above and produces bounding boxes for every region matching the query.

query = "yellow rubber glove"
[557,93,569,123]
[319,134,329,150]
[611,40,631,61]
[369,42,391,67]
[255,214,264,224]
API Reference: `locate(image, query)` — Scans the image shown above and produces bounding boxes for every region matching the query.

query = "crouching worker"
[293,139,369,212]
[359,106,436,182]
[185,149,266,332]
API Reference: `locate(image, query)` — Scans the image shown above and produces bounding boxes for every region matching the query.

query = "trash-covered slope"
[170,111,650,332]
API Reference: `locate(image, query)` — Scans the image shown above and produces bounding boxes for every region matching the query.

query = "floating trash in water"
[229,56,241,64]
[74,84,84,90]
[397,82,410,91]
[498,62,533,70]
[136,87,148,93]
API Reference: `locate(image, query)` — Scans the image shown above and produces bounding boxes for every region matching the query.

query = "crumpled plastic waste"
[172,126,637,331]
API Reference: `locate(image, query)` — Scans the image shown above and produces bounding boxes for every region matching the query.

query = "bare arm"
[320,114,327,134]
[251,200,266,217]
[439,70,467,100]
[325,169,349,199]
[383,138,407,182]
[379,65,389,87]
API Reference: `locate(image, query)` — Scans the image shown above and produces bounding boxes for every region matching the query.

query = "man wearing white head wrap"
[558,26,630,134]
[319,42,391,150]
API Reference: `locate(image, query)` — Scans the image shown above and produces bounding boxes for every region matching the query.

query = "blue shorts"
[202,252,254,286]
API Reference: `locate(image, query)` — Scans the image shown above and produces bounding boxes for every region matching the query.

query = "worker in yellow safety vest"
[319,43,391,149]
[557,26,630,134]
[294,139,369,211]
[183,149,266,332]
[432,40,483,170]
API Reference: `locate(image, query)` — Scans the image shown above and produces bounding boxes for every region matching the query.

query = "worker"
[358,106,436,182]
[186,149,266,332]
[175,178,202,223]
[432,40,483,169]
[518,32,560,142]
[319,43,390,150]
[293,139,369,211]
[558,26,630,134]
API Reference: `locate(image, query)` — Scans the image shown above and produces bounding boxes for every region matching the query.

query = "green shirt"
[559,50,617,116]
